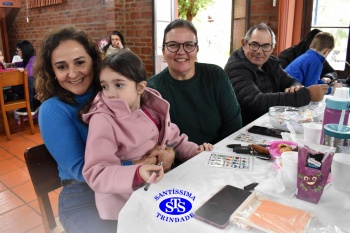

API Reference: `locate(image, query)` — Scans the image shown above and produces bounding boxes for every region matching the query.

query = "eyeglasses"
[15,49,21,53]
[164,41,197,53]
[248,42,273,52]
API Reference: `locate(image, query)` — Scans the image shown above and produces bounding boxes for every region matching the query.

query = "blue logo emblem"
[154,188,196,223]
[159,198,192,215]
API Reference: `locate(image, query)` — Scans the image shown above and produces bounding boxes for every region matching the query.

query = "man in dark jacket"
[224,23,329,126]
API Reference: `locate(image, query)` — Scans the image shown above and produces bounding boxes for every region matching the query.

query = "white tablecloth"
[117,114,350,233]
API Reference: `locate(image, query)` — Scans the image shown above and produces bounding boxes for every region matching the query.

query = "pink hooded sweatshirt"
[82,87,198,220]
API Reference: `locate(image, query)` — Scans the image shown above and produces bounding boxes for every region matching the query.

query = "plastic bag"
[230,193,344,233]
[230,193,312,233]
[269,103,326,134]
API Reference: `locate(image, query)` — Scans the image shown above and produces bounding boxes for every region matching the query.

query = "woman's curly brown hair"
[35,25,102,105]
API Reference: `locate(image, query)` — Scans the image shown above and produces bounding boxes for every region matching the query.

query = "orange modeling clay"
[248,199,310,233]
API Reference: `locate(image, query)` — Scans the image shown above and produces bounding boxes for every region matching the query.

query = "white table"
[117,114,350,233]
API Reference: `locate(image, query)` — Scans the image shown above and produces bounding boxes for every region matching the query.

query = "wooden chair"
[24,144,62,233]
[0,70,35,140]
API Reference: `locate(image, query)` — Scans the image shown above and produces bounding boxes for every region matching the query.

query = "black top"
[224,48,311,126]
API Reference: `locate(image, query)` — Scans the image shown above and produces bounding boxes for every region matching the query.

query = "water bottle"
[320,97,350,144]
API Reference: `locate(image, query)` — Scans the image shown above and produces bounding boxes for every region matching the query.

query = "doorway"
[153,0,232,73]
[193,0,232,69]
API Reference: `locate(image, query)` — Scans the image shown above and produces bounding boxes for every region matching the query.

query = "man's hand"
[307,84,328,102]
[284,85,303,93]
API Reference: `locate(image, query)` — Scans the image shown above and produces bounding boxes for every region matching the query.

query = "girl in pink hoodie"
[82,50,212,220]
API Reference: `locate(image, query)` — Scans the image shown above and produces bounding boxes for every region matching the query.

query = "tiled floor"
[0,111,64,233]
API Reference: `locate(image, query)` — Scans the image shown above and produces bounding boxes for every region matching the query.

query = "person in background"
[0,49,6,70]
[102,30,129,56]
[285,32,335,87]
[147,19,242,148]
[0,50,16,71]
[98,37,109,52]
[278,29,338,84]
[81,50,212,220]
[224,23,328,126]
[11,40,40,113]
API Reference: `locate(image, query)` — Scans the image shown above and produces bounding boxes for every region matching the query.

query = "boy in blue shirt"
[285,32,335,87]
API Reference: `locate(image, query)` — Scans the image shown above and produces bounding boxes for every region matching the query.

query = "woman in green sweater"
[147,19,242,146]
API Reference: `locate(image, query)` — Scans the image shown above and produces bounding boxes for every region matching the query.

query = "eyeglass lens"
[248,43,272,52]
[165,42,197,53]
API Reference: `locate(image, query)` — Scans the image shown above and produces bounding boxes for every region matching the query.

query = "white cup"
[333,87,350,99]
[281,151,298,189]
[331,153,350,193]
[303,122,322,145]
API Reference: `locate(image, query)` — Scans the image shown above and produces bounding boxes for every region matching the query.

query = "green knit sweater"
[147,62,242,145]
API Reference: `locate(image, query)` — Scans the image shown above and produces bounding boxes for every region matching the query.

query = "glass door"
[153,0,176,75]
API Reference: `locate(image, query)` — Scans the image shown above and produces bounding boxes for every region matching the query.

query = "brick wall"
[250,0,279,56]
[6,0,279,76]
[6,0,154,77]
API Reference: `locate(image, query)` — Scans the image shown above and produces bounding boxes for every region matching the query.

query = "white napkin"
[255,169,285,193]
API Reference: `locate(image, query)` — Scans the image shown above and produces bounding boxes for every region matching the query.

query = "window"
[311,0,350,78]
[153,0,176,75]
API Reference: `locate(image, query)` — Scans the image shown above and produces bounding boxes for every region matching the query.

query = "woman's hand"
[133,147,158,166]
[146,145,175,173]
[116,42,124,49]
[195,143,213,154]
[139,165,164,183]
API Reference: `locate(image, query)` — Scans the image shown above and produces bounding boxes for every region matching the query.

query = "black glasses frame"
[248,42,273,52]
[164,41,198,53]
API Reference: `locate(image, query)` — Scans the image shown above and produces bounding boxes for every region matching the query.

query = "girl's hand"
[195,143,213,154]
[17,68,24,72]
[139,164,164,183]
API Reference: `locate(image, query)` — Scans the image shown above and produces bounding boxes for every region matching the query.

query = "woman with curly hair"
[34,25,118,233]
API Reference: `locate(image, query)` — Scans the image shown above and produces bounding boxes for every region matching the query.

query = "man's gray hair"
[243,22,276,47]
